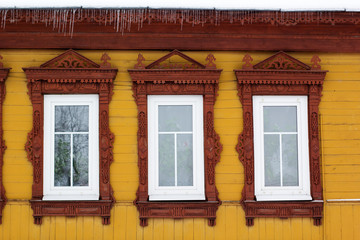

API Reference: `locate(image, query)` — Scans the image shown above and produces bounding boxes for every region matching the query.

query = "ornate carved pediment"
[235,53,326,226]
[40,49,100,68]
[24,50,117,225]
[129,51,222,226]
[23,50,117,83]
[235,52,327,85]
[145,49,206,70]
[253,51,311,70]
[129,50,222,85]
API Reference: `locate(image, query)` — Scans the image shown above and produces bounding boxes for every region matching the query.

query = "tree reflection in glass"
[54,105,89,187]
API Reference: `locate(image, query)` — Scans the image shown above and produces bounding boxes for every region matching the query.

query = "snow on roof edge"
[0,7,359,12]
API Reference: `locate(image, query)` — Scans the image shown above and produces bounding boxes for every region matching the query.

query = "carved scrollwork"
[235,52,326,226]
[23,49,117,224]
[0,64,9,224]
[129,50,222,226]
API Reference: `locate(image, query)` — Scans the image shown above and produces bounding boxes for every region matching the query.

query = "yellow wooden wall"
[0,50,359,239]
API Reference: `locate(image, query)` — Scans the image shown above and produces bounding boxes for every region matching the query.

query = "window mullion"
[70,132,74,187]
[279,133,283,187]
[174,133,177,187]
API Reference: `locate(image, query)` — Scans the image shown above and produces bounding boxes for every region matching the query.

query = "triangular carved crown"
[146,50,206,70]
[254,52,311,70]
[41,49,100,68]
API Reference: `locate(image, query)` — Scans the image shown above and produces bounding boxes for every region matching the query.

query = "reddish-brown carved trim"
[23,49,118,225]
[0,56,10,224]
[129,51,222,226]
[1,10,360,52]
[234,52,326,226]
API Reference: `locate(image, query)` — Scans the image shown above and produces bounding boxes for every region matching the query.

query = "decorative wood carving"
[234,52,326,226]
[129,50,222,226]
[1,10,360,52]
[23,49,118,225]
[0,56,10,224]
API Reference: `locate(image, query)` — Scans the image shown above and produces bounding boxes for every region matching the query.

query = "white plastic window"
[253,96,311,201]
[148,95,205,201]
[43,95,99,200]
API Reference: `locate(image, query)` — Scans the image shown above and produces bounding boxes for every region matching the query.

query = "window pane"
[55,106,89,132]
[159,105,192,132]
[264,134,281,186]
[159,134,175,186]
[54,134,71,186]
[264,106,297,132]
[177,134,193,186]
[73,134,89,186]
[282,134,299,186]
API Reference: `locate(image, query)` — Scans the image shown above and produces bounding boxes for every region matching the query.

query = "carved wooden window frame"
[23,49,117,225]
[0,56,9,224]
[235,52,326,226]
[129,50,222,227]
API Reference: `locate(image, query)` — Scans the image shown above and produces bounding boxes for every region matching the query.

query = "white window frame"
[43,94,99,200]
[148,95,205,201]
[253,95,311,201]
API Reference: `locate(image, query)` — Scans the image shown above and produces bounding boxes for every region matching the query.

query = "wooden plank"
[75,218,83,240]
[291,218,303,240]
[103,213,114,240]
[113,205,126,240]
[55,217,66,240]
[302,218,312,240]
[153,219,164,240]
[174,220,183,240]
[354,205,360,240]
[236,205,248,240]
[281,220,291,240]
[258,218,266,240]
[20,204,30,240]
[65,217,76,240]
[125,206,137,240]
[83,217,94,240]
[225,206,237,240]
[214,206,225,240]
[273,219,282,240]
[340,205,354,240]
[328,205,341,240]
[28,212,40,240]
[193,219,205,240]
[40,217,51,240]
[246,218,259,240]
[9,204,20,240]
[163,218,174,239]
[183,219,194,240]
[264,218,275,240]
[93,216,103,240]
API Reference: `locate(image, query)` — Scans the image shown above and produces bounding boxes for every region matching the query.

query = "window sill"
[242,200,323,226]
[30,199,113,225]
[134,200,221,226]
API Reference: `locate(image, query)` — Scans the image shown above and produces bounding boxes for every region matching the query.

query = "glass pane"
[55,105,89,132]
[73,134,89,186]
[159,134,175,186]
[159,105,192,132]
[177,134,193,186]
[264,106,297,132]
[264,134,281,186]
[54,134,71,186]
[282,134,299,186]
